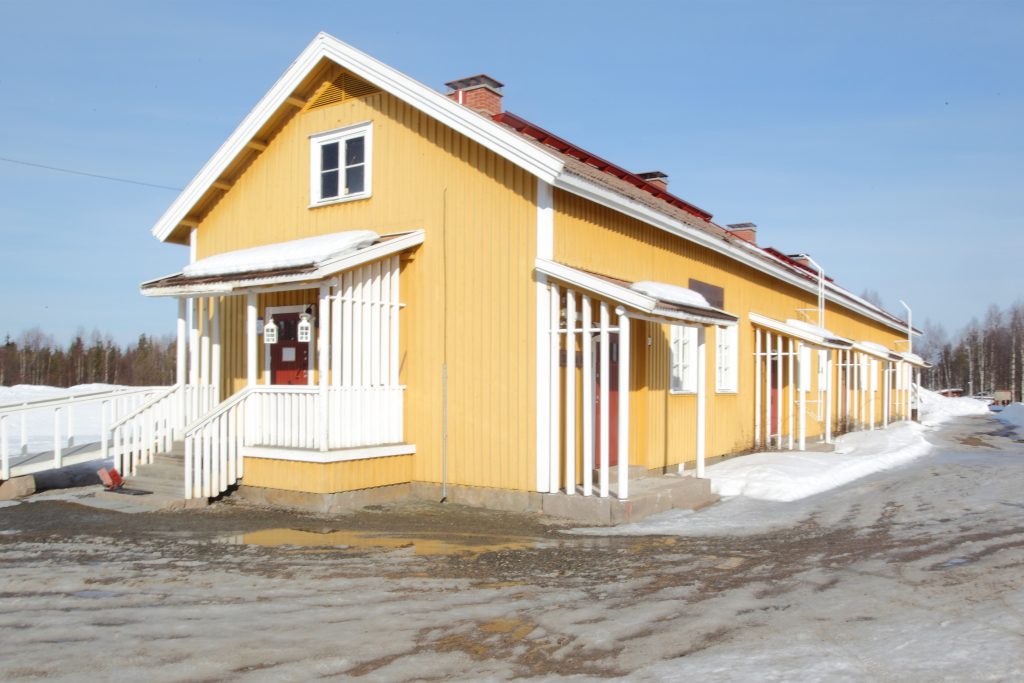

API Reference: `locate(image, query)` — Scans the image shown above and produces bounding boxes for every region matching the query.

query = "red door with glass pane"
[270,313,309,385]
[593,333,619,467]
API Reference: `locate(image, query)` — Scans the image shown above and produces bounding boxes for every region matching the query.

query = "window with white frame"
[310,122,372,206]
[715,324,738,393]
[669,325,698,394]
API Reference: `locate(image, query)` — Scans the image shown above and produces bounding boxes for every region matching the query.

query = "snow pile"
[706,422,932,502]
[917,385,989,426]
[995,403,1024,429]
[630,281,710,308]
[858,340,893,356]
[183,230,379,277]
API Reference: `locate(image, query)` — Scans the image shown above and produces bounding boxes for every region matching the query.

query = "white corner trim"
[243,443,415,463]
[553,172,911,336]
[536,179,554,259]
[151,33,563,243]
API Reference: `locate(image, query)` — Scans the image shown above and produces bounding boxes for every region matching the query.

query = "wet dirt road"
[1,414,1022,681]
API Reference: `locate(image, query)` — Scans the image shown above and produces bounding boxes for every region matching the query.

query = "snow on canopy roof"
[859,341,894,356]
[183,230,379,278]
[786,319,841,339]
[630,281,710,309]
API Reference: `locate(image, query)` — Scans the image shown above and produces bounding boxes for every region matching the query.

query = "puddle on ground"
[957,435,997,448]
[937,557,972,569]
[223,528,551,556]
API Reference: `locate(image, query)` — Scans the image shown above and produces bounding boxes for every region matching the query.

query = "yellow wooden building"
[134,33,926,519]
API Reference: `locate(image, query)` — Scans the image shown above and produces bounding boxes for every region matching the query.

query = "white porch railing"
[108,383,216,476]
[0,386,167,480]
[183,384,406,499]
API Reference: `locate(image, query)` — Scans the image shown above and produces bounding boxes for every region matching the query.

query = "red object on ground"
[98,468,124,490]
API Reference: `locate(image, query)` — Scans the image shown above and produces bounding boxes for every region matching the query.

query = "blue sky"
[0,0,1020,345]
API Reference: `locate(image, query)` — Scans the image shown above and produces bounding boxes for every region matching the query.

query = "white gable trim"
[151,32,563,243]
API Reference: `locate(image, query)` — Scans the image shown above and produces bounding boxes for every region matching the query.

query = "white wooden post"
[246,294,257,387]
[775,333,783,449]
[765,331,773,448]
[825,352,833,444]
[318,283,330,451]
[549,283,561,493]
[798,342,806,451]
[200,298,211,388]
[565,290,576,495]
[787,338,794,450]
[883,362,890,427]
[176,298,187,384]
[616,308,630,500]
[1,415,9,481]
[599,301,610,498]
[696,326,707,477]
[211,297,221,404]
[754,327,762,449]
[189,296,200,422]
[581,295,593,497]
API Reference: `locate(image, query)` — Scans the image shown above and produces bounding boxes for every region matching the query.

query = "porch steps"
[543,472,719,525]
[96,441,207,511]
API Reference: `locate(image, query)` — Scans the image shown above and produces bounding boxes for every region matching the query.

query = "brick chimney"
[727,222,757,245]
[445,74,504,117]
[637,171,669,191]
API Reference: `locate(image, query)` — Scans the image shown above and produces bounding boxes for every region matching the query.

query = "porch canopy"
[535,258,738,325]
[749,312,853,349]
[141,230,424,297]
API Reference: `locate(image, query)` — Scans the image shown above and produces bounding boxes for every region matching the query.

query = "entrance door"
[269,313,309,385]
[593,333,620,467]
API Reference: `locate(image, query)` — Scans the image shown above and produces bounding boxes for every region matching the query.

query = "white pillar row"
[754,328,762,450]
[211,297,221,404]
[548,283,561,494]
[696,326,708,477]
[581,295,593,497]
[318,283,331,451]
[598,301,611,498]
[616,307,630,501]
[565,290,577,496]
[246,293,257,388]
[331,277,342,389]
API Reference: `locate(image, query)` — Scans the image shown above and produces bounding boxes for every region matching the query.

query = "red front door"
[270,313,310,385]
[594,333,620,467]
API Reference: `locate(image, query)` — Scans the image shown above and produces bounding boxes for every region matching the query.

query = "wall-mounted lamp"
[263,316,278,344]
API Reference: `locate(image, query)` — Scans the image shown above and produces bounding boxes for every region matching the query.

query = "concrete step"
[104,446,207,511]
[544,472,719,525]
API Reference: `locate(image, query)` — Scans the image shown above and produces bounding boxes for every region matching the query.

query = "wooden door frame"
[263,304,316,386]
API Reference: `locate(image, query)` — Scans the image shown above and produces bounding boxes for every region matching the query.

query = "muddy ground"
[1,414,1023,681]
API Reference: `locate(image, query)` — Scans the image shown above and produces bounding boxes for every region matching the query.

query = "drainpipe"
[899,300,912,355]
[792,254,825,328]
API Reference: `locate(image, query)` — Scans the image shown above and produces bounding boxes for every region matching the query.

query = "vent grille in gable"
[308,71,381,109]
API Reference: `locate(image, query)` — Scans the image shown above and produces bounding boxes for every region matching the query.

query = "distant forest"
[918,302,1024,399]
[0,329,175,388]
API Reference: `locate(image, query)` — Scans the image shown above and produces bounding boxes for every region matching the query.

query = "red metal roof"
[493,111,713,222]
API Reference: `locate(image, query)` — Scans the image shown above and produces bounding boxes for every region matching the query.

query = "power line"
[0,155,182,191]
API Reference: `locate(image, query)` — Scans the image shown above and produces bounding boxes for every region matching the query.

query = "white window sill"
[309,192,371,209]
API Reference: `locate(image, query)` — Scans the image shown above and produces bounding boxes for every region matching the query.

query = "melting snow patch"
[706,422,932,502]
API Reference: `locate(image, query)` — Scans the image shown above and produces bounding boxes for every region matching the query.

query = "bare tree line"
[919,302,1024,399]
[0,328,175,388]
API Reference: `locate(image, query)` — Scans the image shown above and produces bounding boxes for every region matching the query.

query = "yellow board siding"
[193,67,537,492]
[553,189,906,464]
[242,455,412,493]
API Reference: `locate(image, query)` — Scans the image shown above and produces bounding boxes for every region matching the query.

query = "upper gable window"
[310,122,372,206]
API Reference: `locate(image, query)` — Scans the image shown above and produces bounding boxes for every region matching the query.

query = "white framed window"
[715,324,738,393]
[310,122,372,206]
[669,325,698,394]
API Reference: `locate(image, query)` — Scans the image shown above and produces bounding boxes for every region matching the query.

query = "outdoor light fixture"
[297,312,313,343]
[263,316,278,344]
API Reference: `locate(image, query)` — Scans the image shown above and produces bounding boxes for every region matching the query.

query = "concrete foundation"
[235,473,718,525]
